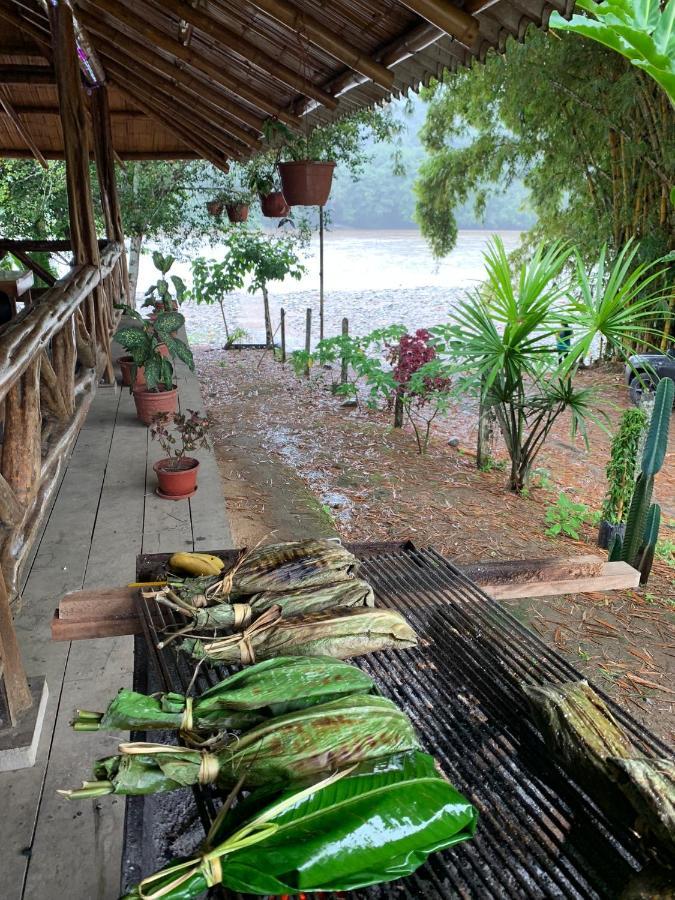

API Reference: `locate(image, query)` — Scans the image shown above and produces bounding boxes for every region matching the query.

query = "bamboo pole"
[160,0,338,109]
[396,0,479,48]
[304,308,312,378]
[280,307,286,364]
[244,0,394,89]
[81,0,301,127]
[0,88,47,169]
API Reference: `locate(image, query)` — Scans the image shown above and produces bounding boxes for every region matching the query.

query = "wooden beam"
[243,0,394,90]
[0,105,145,118]
[0,3,52,56]
[397,0,479,48]
[0,63,54,84]
[481,562,640,600]
[0,87,47,168]
[8,247,56,286]
[0,149,204,160]
[0,568,32,723]
[463,555,605,586]
[1,359,41,509]
[107,76,230,172]
[95,42,261,150]
[0,472,23,529]
[76,7,265,134]
[160,0,338,109]
[81,0,301,127]
[463,0,503,13]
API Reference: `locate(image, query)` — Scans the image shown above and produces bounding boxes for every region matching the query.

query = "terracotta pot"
[226,203,249,223]
[153,457,199,500]
[118,355,145,388]
[259,191,290,217]
[132,385,178,425]
[206,200,224,216]
[278,161,335,206]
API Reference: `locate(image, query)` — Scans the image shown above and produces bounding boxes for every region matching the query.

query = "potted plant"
[271,122,336,207]
[598,407,648,548]
[115,309,195,425]
[142,251,187,319]
[206,198,224,217]
[149,409,210,500]
[247,156,290,218]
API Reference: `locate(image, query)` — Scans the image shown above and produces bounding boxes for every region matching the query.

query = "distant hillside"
[326,95,535,231]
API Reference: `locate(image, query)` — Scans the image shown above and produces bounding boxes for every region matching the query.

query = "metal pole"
[319,205,324,342]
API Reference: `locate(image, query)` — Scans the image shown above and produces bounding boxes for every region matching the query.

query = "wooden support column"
[89,83,130,305]
[49,321,76,417]
[49,1,99,357]
[0,568,32,724]
[1,359,42,509]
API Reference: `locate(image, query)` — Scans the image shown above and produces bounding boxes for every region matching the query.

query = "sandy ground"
[195,347,675,745]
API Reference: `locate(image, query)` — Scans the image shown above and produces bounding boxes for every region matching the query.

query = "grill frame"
[122,543,671,899]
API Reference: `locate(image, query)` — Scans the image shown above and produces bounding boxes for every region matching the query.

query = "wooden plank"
[483,562,640,600]
[51,611,141,641]
[57,586,136,621]
[464,555,605,586]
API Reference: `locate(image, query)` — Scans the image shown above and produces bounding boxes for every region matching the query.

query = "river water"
[137,228,522,348]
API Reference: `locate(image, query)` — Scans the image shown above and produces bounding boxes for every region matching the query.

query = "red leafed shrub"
[386,329,451,401]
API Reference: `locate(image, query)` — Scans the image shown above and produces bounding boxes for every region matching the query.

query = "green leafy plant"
[551,0,675,105]
[611,376,674,583]
[246,155,281,196]
[143,251,187,315]
[149,409,210,471]
[601,407,649,524]
[190,255,248,346]
[545,493,592,540]
[655,537,675,567]
[115,311,194,392]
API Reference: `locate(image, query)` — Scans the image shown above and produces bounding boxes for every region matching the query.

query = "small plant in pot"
[273,121,336,207]
[150,410,210,500]
[115,309,195,425]
[246,156,290,218]
[142,251,187,322]
[598,407,648,548]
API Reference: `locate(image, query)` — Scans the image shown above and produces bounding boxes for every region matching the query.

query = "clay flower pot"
[259,191,290,218]
[206,199,224,217]
[133,385,178,426]
[118,355,145,388]
[226,203,249,223]
[278,161,335,206]
[153,457,199,500]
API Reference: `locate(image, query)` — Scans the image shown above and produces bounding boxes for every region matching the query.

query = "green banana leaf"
[230,539,360,596]
[72,657,376,735]
[61,695,420,799]
[121,751,478,899]
[180,606,418,665]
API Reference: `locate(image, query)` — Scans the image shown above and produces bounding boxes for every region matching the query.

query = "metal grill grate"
[125,545,671,899]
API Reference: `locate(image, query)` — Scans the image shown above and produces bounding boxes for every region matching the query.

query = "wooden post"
[1,359,41,508]
[304,307,312,378]
[319,206,325,342]
[280,307,286,364]
[340,317,349,384]
[0,568,32,724]
[477,377,496,470]
[394,393,404,428]
[49,1,100,352]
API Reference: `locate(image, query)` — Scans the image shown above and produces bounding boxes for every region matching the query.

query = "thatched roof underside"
[0,0,574,163]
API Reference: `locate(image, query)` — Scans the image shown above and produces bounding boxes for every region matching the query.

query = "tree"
[190,254,248,344]
[438,237,669,492]
[414,31,674,284]
[225,229,305,347]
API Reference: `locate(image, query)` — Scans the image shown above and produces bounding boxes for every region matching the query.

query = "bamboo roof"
[0,0,574,165]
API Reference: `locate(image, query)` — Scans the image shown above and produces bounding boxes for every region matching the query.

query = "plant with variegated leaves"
[115,309,194,392]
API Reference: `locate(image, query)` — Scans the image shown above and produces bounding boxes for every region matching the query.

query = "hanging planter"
[206,199,224,217]
[132,385,178,425]
[278,161,335,206]
[259,191,290,218]
[226,203,249,223]
[153,457,200,500]
[118,356,145,389]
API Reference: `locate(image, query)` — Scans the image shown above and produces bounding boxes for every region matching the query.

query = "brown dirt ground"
[195,347,675,746]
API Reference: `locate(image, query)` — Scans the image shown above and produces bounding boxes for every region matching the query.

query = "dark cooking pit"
[122,543,671,898]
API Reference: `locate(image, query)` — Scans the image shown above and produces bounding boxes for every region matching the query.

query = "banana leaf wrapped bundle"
[121,751,478,900]
[59,695,420,799]
[608,757,675,854]
[180,606,417,665]
[71,657,376,738]
[157,577,374,632]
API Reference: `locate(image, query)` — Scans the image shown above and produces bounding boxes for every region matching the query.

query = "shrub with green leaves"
[115,310,194,392]
[601,408,649,525]
[143,251,187,315]
[545,493,592,540]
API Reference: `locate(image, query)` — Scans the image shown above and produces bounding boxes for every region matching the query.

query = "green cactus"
[619,377,673,584]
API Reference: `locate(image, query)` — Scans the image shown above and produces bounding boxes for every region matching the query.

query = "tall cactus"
[613,377,673,583]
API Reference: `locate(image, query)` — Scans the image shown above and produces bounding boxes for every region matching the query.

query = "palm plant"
[443,237,668,493]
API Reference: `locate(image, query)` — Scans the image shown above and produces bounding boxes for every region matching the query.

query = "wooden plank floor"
[0,351,231,900]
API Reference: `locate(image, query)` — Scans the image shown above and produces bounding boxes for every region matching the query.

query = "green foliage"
[545,493,592,540]
[618,377,673,582]
[224,228,305,294]
[601,407,649,524]
[551,0,675,103]
[115,312,193,392]
[143,253,187,314]
[655,536,675,567]
[415,30,674,267]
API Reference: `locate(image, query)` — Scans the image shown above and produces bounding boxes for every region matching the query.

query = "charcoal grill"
[122,543,672,899]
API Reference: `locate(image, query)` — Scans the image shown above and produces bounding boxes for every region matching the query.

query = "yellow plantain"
[169,552,225,577]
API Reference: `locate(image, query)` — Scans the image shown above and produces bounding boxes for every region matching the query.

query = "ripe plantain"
[169,552,225,577]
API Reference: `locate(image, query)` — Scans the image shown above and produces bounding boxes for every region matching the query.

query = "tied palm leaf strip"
[59,695,420,799]
[524,680,675,849]
[155,578,375,635]
[71,656,376,737]
[179,606,418,665]
[121,751,478,900]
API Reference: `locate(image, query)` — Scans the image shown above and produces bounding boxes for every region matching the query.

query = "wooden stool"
[0,270,34,326]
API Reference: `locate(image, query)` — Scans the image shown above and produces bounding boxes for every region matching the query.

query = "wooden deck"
[0,352,231,900]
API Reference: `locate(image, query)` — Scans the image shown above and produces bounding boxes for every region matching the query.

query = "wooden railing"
[0,239,124,607]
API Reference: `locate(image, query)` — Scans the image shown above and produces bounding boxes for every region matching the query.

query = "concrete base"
[0,677,48,771]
